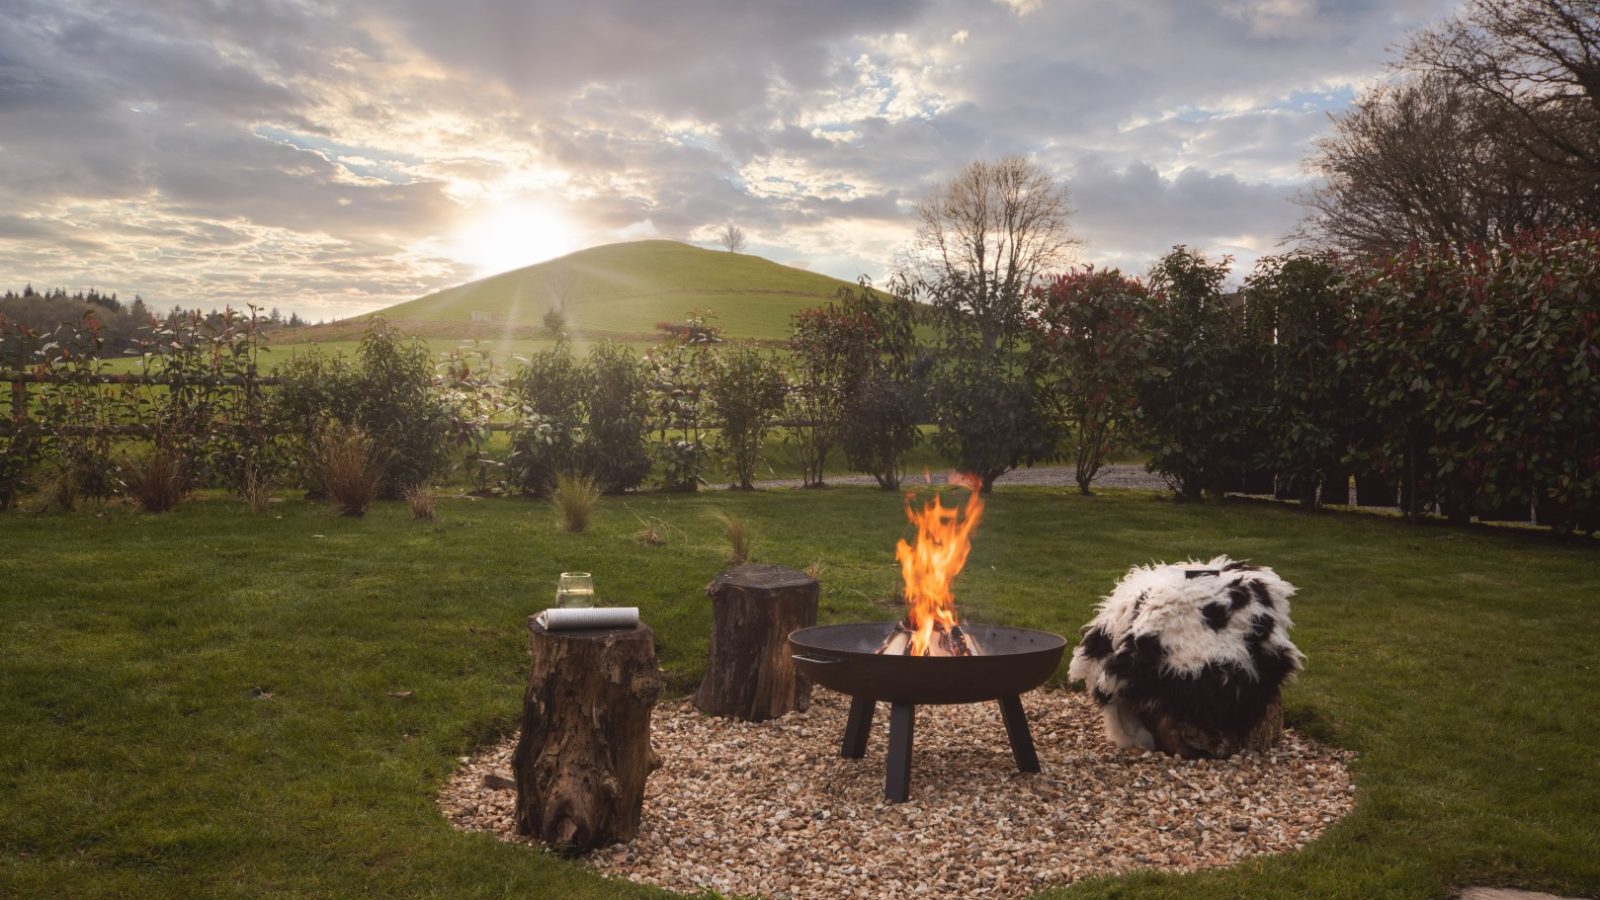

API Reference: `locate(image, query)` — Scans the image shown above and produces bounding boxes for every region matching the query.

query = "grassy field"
[286,240,858,344]
[1,488,1597,898]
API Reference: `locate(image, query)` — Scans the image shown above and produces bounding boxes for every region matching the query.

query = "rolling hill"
[290,241,862,350]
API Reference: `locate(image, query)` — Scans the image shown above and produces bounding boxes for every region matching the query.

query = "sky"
[0,0,1462,321]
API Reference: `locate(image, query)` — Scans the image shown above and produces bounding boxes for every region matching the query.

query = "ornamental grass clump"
[552,472,600,533]
[405,486,438,522]
[120,446,190,513]
[241,463,273,514]
[314,421,386,517]
[711,509,752,564]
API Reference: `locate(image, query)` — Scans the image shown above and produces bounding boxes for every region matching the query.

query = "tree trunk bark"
[512,620,662,854]
[694,563,818,721]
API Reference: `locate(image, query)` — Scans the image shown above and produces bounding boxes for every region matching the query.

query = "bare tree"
[1297,0,1600,255]
[718,224,747,253]
[912,157,1076,491]
[1406,0,1600,188]
[912,156,1076,317]
[1297,74,1565,255]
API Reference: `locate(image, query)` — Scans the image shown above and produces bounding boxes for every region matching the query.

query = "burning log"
[876,617,980,657]
[880,473,988,656]
[1068,556,1303,759]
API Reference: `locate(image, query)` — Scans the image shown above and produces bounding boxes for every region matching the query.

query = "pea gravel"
[440,688,1356,899]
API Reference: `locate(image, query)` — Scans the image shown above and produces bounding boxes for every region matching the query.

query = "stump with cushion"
[1068,556,1303,759]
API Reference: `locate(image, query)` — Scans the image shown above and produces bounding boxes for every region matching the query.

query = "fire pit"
[788,474,1067,802]
[789,622,1064,801]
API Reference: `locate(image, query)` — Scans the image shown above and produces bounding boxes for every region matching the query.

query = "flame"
[894,472,985,655]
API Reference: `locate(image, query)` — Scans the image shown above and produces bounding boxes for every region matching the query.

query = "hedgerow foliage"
[1135,247,1267,501]
[272,319,458,499]
[504,339,651,496]
[789,284,926,490]
[707,344,786,491]
[1031,267,1152,495]
[1340,233,1600,530]
[1123,232,1600,532]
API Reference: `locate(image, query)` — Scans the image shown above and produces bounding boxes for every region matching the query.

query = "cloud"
[0,0,1463,318]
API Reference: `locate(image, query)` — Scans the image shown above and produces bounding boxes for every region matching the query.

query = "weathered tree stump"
[1147,692,1285,759]
[694,563,818,721]
[512,620,661,854]
[1244,693,1285,752]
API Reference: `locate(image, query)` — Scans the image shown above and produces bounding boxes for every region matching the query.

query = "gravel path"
[752,464,1169,492]
[440,689,1355,899]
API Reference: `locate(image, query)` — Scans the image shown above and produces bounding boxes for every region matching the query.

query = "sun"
[453,200,581,277]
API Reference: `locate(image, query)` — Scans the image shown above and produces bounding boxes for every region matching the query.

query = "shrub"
[505,341,586,496]
[706,345,786,490]
[924,276,1058,492]
[0,431,36,512]
[351,321,457,498]
[644,310,722,492]
[1241,255,1360,509]
[1031,267,1152,495]
[1342,245,1492,521]
[1,317,40,510]
[1135,247,1266,500]
[839,291,927,491]
[313,420,386,517]
[120,445,190,513]
[552,472,600,533]
[542,305,567,337]
[580,341,652,492]
[1337,233,1600,530]
[271,319,458,499]
[790,285,927,490]
[788,295,877,487]
[33,312,120,504]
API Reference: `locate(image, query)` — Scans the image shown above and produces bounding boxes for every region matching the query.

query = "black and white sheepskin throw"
[1067,556,1304,759]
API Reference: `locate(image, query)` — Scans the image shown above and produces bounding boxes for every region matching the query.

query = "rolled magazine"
[535,607,641,631]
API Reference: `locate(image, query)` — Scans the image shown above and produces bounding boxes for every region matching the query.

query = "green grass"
[1,489,1597,898]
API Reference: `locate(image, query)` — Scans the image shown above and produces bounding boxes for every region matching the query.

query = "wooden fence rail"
[1,372,283,386]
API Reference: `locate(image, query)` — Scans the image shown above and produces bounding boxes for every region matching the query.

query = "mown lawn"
[0,487,1596,898]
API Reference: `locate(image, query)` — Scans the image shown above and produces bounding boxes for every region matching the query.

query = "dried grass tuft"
[711,509,752,564]
[241,463,273,513]
[314,421,385,517]
[121,446,190,513]
[553,472,601,532]
[405,485,438,522]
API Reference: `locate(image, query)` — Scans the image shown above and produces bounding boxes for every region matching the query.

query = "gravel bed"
[440,688,1356,899]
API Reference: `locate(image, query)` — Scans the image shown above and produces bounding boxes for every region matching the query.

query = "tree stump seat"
[511,620,661,854]
[694,563,819,721]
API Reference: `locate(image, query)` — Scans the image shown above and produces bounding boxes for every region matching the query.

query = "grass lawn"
[1,488,1596,898]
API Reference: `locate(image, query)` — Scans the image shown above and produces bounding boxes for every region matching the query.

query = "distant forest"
[0,286,305,356]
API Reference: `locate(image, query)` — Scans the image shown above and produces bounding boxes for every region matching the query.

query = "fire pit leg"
[885,702,915,802]
[998,694,1040,773]
[840,696,875,758]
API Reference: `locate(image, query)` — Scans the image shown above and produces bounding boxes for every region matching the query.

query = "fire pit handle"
[791,653,843,665]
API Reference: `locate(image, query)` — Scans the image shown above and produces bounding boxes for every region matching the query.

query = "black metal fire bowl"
[788,622,1067,802]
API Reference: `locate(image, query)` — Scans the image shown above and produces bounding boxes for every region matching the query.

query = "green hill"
[368,240,858,343]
